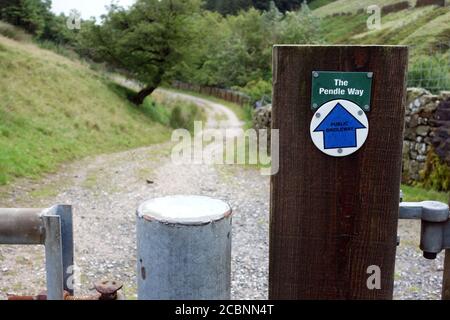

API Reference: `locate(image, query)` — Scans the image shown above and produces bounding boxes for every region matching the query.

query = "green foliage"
[0,0,79,45]
[420,151,450,192]
[239,78,272,104]
[0,0,51,36]
[401,184,448,204]
[177,2,322,89]
[408,54,450,94]
[203,0,310,14]
[169,103,205,132]
[277,2,322,43]
[141,96,205,132]
[141,99,171,126]
[79,0,202,104]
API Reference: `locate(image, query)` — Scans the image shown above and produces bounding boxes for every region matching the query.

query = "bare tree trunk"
[131,85,157,105]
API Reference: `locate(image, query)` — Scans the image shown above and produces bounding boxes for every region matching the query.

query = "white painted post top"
[137,195,232,225]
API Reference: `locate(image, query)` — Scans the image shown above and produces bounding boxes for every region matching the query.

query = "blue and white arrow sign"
[310,100,369,157]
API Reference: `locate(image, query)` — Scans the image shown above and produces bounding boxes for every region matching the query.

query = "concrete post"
[136,195,232,300]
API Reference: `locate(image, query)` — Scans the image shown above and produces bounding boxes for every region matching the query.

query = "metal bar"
[55,205,74,295]
[0,209,45,244]
[42,214,65,300]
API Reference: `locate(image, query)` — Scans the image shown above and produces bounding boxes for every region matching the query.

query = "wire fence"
[407,42,450,94]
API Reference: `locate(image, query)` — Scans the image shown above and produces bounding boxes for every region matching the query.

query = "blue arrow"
[314,103,366,150]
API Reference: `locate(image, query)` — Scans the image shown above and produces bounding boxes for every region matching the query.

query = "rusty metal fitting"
[94,280,123,300]
[7,280,125,301]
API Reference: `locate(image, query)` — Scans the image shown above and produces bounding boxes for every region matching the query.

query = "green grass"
[308,0,336,10]
[313,0,417,17]
[0,35,175,185]
[320,12,368,43]
[401,184,448,203]
[318,4,450,93]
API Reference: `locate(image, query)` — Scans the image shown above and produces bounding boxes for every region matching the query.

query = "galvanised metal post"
[0,205,73,300]
[136,195,232,300]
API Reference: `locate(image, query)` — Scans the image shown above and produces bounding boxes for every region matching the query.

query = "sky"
[51,0,136,20]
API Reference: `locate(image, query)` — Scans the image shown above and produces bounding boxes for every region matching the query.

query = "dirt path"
[0,90,268,300]
[0,90,445,300]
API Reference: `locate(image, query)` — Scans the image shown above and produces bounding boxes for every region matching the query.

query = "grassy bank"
[0,36,202,185]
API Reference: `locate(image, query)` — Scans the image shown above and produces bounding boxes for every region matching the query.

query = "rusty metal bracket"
[0,205,74,300]
[7,280,125,301]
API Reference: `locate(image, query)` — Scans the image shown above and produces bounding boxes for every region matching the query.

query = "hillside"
[0,35,173,185]
[317,1,449,49]
[313,0,418,16]
[315,1,450,92]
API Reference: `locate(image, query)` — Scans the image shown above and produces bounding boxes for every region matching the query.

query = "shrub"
[239,79,272,106]
[169,102,205,132]
[420,150,450,192]
[141,99,171,126]
[142,98,205,133]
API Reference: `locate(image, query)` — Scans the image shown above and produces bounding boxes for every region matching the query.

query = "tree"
[0,0,52,36]
[80,0,201,105]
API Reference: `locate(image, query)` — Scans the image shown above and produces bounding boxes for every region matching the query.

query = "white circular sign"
[310,99,369,157]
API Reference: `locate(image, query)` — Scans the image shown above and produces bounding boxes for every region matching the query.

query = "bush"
[142,98,205,133]
[0,21,31,42]
[239,79,272,106]
[420,150,450,192]
[141,99,171,126]
[169,102,205,132]
[408,55,450,94]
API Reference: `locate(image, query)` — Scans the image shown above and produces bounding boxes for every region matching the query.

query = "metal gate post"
[136,195,232,300]
[42,213,64,300]
[270,45,408,299]
[55,205,74,295]
[0,205,73,300]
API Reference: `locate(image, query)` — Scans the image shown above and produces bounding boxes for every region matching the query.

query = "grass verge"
[0,36,176,185]
[401,184,448,203]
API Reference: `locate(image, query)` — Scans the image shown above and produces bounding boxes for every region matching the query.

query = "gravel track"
[0,90,445,300]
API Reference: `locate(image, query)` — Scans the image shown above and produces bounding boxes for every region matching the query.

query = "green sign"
[311,71,373,111]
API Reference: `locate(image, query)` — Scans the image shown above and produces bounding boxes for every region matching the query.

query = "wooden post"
[269,45,408,299]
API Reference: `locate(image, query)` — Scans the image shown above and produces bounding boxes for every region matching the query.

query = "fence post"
[269,45,408,299]
[136,195,232,300]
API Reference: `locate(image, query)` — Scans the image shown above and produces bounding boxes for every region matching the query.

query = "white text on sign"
[318,78,365,97]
